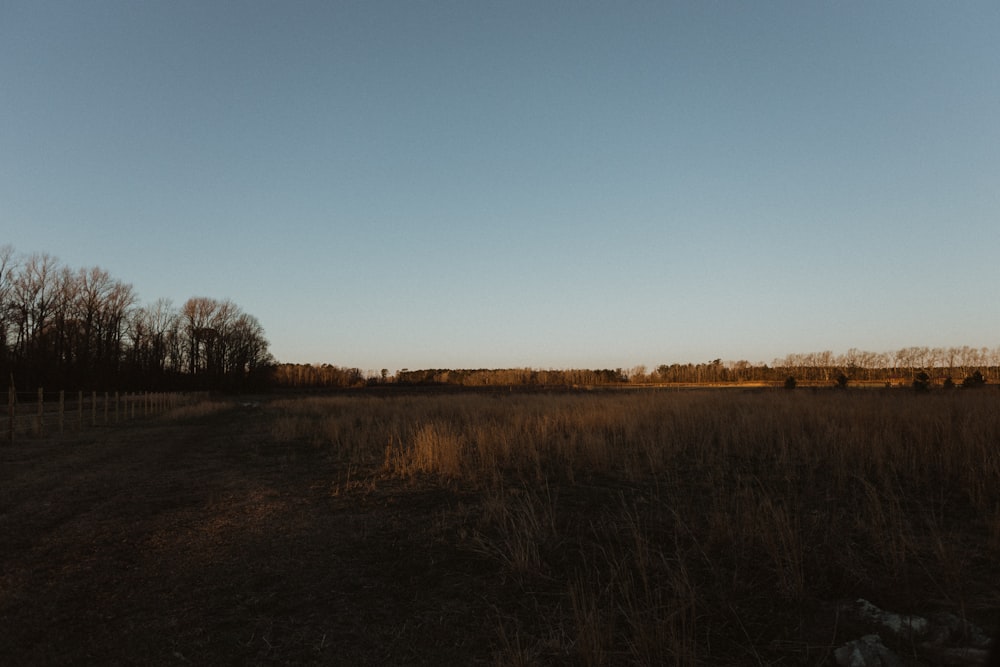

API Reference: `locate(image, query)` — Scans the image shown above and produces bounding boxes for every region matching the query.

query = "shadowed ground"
[0,405,499,665]
[3,395,998,665]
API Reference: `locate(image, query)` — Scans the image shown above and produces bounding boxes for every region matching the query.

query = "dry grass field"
[2,388,999,665]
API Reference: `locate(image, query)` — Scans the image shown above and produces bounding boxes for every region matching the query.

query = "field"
[2,388,999,665]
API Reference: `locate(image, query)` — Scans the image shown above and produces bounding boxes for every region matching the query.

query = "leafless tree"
[181,296,218,375]
[129,298,180,378]
[179,296,270,385]
[10,253,62,373]
[1,246,268,390]
[0,245,18,364]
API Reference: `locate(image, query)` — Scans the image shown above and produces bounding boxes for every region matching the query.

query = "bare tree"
[129,298,180,379]
[181,297,219,375]
[0,245,18,369]
[70,266,113,378]
[225,312,270,380]
[10,253,62,382]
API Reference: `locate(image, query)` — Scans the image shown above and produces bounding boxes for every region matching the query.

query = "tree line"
[273,347,1000,390]
[12,244,989,393]
[638,346,1000,386]
[0,246,272,391]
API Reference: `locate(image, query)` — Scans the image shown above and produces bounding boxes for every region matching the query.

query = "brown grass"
[264,388,1000,664]
[4,388,997,665]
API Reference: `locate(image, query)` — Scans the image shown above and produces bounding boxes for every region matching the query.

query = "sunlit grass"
[264,389,1000,663]
[161,396,232,421]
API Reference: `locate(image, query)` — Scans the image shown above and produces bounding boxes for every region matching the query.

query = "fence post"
[36,387,44,436]
[115,391,119,423]
[104,392,109,425]
[78,390,83,430]
[59,390,65,434]
[91,390,97,426]
[7,375,14,445]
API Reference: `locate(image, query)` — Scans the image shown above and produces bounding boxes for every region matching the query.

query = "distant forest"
[0,246,271,391]
[273,345,1000,390]
[4,246,997,393]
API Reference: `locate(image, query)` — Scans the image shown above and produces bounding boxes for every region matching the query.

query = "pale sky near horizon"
[3,1,999,372]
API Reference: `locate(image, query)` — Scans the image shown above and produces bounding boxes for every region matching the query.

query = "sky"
[2,1,999,372]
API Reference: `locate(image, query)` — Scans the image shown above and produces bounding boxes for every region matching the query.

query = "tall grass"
[265,389,1000,663]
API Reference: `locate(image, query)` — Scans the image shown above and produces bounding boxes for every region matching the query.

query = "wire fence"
[4,384,210,444]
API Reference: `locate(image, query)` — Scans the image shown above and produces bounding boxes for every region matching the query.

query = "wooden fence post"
[104,391,109,425]
[91,390,97,426]
[36,387,44,437]
[7,375,14,445]
[115,391,119,423]
[78,390,83,430]
[59,390,65,434]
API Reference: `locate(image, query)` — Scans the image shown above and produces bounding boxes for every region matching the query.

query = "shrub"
[962,370,986,389]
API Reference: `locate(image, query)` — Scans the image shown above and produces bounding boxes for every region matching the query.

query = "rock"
[925,612,992,649]
[851,598,928,639]
[836,600,996,666]
[834,634,903,667]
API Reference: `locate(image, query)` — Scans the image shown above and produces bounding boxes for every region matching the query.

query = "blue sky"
[3,1,999,372]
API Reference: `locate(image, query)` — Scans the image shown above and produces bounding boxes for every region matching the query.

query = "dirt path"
[0,405,497,665]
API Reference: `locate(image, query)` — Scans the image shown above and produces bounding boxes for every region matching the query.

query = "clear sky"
[3,1,999,372]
